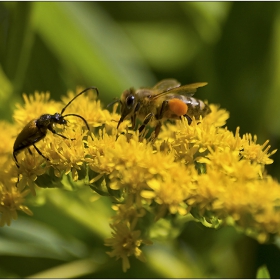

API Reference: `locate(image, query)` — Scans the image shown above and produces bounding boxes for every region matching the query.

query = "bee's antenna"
[63,113,90,131]
[61,87,99,115]
[107,98,120,108]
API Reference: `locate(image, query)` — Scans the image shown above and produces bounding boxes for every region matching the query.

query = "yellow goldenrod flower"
[13,91,60,127]
[105,221,151,272]
[241,133,277,165]
[0,183,32,226]
[1,88,279,271]
[0,121,33,226]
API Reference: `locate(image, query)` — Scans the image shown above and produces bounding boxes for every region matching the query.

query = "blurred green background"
[1,2,280,278]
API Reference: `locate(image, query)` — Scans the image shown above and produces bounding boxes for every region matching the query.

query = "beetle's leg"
[33,143,61,174]
[48,125,75,141]
[13,152,20,169]
[138,112,154,134]
[16,175,19,187]
[54,131,74,140]
[13,152,20,186]
[28,147,33,155]
[183,114,192,125]
[33,144,50,162]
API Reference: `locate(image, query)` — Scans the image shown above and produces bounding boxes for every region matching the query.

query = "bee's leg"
[134,102,140,114]
[33,144,50,162]
[131,114,137,130]
[139,113,154,134]
[158,100,169,119]
[154,121,162,138]
[183,114,192,125]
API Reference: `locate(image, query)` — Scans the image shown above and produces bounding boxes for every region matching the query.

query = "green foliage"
[1,2,280,278]
[257,265,271,279]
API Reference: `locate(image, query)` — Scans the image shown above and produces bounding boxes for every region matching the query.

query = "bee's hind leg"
[158,100,169,119]
[183,114,192,125]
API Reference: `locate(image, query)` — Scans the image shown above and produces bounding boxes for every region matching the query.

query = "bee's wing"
[151,82,208,100]
[152,79,181,93]
[136,79,181,97]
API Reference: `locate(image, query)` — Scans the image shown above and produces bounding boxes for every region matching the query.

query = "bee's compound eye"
[126,95,135,107]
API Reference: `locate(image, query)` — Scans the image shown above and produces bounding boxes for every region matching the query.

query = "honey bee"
[114,79,211,138]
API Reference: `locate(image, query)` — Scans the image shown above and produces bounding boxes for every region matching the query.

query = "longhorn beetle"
[13,87,98,168]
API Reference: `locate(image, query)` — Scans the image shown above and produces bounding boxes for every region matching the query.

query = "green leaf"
[27,258,103,279]
[35,168,65,189]
[256,265,271,279]
[0,217,89,260]
[32,2,155,98]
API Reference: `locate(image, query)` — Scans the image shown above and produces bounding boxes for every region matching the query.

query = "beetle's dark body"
[13,87,98,168]
[13,114,68,167]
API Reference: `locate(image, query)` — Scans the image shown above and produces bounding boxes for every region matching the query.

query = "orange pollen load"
[168,99,188,116]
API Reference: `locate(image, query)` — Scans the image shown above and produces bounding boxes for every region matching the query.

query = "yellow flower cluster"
[0,88,279,271]
[0,121,33,225]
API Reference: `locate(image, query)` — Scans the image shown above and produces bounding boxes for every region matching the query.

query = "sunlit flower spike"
[0,86,279,271]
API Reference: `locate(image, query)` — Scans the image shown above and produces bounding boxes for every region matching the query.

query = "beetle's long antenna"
[107,98,120,108]
[13,152,19,168]
[63,113,90,131]
[61,87,99,115]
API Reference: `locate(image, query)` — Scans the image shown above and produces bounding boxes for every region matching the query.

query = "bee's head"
[117,88,137,129]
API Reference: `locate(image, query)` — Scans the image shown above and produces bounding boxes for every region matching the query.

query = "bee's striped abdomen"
[182,96,211,119]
